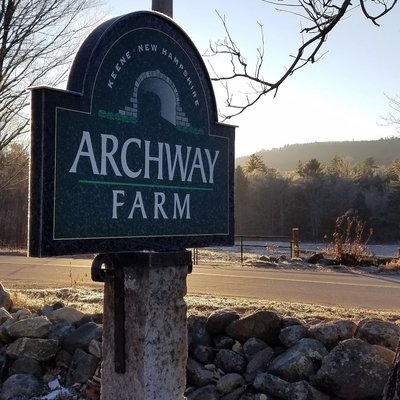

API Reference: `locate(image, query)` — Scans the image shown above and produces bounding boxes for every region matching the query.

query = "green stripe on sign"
[79,180,214,191]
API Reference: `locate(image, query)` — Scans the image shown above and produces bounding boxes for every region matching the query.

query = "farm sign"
[28,11,235,257]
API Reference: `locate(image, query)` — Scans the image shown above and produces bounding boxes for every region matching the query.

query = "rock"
[48,307,85,325]
[186,357,215,387]
[269,338,328,383]
[0,353,7,379]
[6,337,59,361]
[0,318,17,343]
[281,317,305,328]
[191,344,215,364]
[0,373,43,400]
[240,394,273,400]
[0,284,12,311]
[373,344,395,363]
[56,349,73,368]
[47,321,76,341]
[188,315,213,347]
[12,308,31,320]
[243,338,268,359]
[286,381,330,400]
[41,304,54,317]
[6,315,52,338]
[306,253,325,264]
[232,341,243,354]
[214,335,235,349]
[66,348,99,386]
[88,339,102,359]
[217,373,245,394]
[245,347,275,383]
[220,386,245,400]
[253,373,290,399]
[62,321,102,353]
[226,311,282,344]
[311,338,392,399]
[187,384,220,400]
[9,357,42,378]
[215,349,247,374]
[207,309,240,335]
[0,308,12,325]
[279,325,308,347]
[308,320,356,349]
[356,318,400,350]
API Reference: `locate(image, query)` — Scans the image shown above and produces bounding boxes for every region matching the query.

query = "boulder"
[206,309,240,335]
[253,373,290,399]
[6,315,52,338]
[48,307,86,325]
[0,308,12,325]
[279,325,308,347]
[186,357,215,387]
[220,386,245,400]
[286,381,330,400]
[215,349,247,374]
[311,338,392,399]
[191,344,215,364]
[0,284,12,311]
[188,315,213,347]
[356,319,400,351]
[214,335,235,349]
[66,348,99,386]
[268,338,327,383]
[8,357,42,378]
[216,373,245,394]
[245,347,275,383]
[308,320,356,349]
[6,337,59,362]
[187,384,220,400]
[243,338,268,360]
[226,311,282,344]
[0,373,43,400]
[62,321,102,352]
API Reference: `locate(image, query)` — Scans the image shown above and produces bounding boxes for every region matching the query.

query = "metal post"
[292,228,300,258]
[152,0,173,17]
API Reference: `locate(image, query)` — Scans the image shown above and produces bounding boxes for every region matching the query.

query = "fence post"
[240,236,243,265]
[292,228,300,258]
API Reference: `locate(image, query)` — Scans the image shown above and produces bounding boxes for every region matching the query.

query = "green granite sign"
[29,11,235,256]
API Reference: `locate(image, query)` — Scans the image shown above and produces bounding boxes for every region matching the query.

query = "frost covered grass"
[9,287,400,325]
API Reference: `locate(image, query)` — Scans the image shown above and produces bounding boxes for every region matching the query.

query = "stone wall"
[0,285,398,399]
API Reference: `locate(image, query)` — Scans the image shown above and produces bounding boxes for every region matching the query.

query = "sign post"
[29,10,235,398]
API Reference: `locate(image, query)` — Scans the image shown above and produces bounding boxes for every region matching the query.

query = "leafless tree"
[382,94,400,132]
[0,0,103,152]
[207,0,397,120]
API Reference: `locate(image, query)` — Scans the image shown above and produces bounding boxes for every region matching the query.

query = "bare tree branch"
[207,0,397,120]
[0,0,104,152]
[381,93,400,132]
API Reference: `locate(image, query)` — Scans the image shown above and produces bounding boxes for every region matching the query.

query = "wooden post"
[152,0,173,17]
[292,228,300,258]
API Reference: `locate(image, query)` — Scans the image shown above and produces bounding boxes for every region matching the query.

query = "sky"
[100,0,400,157]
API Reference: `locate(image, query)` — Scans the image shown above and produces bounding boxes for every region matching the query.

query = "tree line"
[235,154,400,243]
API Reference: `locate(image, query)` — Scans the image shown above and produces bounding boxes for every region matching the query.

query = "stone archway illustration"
[119,70,191,128]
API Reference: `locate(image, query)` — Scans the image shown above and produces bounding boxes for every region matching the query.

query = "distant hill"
[236,138,400,171]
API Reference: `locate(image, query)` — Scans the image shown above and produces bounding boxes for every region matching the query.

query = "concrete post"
[152,0,173,17]
[101,252,190,400]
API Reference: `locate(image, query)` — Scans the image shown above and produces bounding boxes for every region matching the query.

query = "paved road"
[1,256,400,311]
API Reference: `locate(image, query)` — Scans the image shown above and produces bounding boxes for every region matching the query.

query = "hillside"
[236,137,400,171]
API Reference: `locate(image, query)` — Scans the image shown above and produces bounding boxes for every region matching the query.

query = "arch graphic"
[119,70,190,128]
